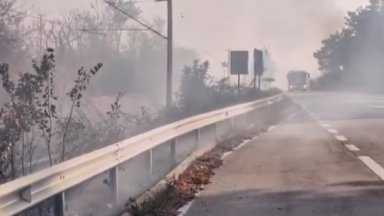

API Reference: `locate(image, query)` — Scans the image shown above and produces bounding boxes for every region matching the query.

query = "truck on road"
[287,70,310,92]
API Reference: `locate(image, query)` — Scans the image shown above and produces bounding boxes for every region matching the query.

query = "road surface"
[184,92,384,216]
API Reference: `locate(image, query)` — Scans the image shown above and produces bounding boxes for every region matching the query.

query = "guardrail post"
[146,149,153,174]
[195,129,201,147]
[243,113,247,128]
[215,122,219,140]
[20,186,31,203]
[54,192,65,216]
[170,139,177,164]
[109,166,119,202]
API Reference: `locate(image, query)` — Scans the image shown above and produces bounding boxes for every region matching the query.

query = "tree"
[0,0,25,64]
[179,60,214,115]
[314,0,384,92]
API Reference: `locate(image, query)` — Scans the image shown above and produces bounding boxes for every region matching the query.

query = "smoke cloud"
[25,0,369,89]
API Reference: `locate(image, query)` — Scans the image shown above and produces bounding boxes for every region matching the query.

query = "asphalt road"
[185,92,384,216]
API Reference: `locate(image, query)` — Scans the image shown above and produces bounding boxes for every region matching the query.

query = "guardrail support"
[54,192,65,216]
[109,166,119,202]
[242,113,247,128]
[146,149,153,174]
[195,129,201,147]
[20,186,31,203]
[170,139,177,164]
[215,122,219,140]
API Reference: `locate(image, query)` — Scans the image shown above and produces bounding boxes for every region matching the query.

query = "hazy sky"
[23,0,369,87]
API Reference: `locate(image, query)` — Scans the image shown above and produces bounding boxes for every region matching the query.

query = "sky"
[22,0,369,87]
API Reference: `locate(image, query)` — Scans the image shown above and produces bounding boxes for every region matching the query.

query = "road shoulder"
[185,118,384,216]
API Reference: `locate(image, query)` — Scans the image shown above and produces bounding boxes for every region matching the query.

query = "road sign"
[230,51,249,75]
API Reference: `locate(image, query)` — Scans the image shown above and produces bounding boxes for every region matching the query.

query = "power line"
[104,0,167,39]
[79,28,149,31]
[126,0,158,3]
[9,8,62,25]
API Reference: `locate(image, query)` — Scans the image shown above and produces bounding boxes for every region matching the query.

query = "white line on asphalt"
[268,125,277,132]
[346,144,360,152]
[309,113,318,119]
[233,142,248,151]
[358,156,384,181]
[320,123,331,128]
[178,191,201,216]
[372,105,384,109]
[285,111,297,121]
[178,201,194,216]
[335,135,348,142]
[221,151,233,160]
[327,128,339,134]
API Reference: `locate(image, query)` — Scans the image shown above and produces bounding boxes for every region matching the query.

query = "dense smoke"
[172,0,367,88]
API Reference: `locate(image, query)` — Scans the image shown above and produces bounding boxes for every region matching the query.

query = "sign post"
[253,49,264,91]
[229,51,249,96]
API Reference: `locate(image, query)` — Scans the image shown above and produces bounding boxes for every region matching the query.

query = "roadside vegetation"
[313,0,384,92]
[0,0,281,215]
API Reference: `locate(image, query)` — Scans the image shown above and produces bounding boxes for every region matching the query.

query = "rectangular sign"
[230,51,249,75]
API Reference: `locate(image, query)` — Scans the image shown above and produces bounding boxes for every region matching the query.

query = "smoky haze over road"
[4,1,384,215]
[185,92,384,216]
[27,0,369,88]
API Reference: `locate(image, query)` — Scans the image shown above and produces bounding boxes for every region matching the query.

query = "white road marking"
[317,121,330,127]
[221,151,233,160]
[178,201,194,216]
[372,105,384,109]
[335,135,348,142]
[320,123,331,128]
[233,139,251,151]
[318,121,327,124]
[268,125,277,132]
[358,156,384,181]
[285,111,297,121]
[178,191,201,216]
[309,113,318,119]
[346,144,360,152]
[327,128,339,134]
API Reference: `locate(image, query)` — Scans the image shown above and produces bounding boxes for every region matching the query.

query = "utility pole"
[166,0,173,108]
[39,14,43,55]
[105,0,173,108]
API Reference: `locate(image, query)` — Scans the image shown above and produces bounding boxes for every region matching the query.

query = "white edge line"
[178,191,201,216]
[233,142,247,151]
[320,123,331,128]
[372,105,384,109]
[285,111,297,121]
[221,151,233,160]
[268,125,277,132]
[327,129,339,134]
[346,144,360,152]
[335,135,348,142]
[179,200,195,216]
[358,156,384,181]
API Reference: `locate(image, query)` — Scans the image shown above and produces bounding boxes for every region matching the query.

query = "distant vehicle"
[287,70,310,92]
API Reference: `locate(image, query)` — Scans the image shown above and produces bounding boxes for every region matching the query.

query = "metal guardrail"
[0,94,283,216]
